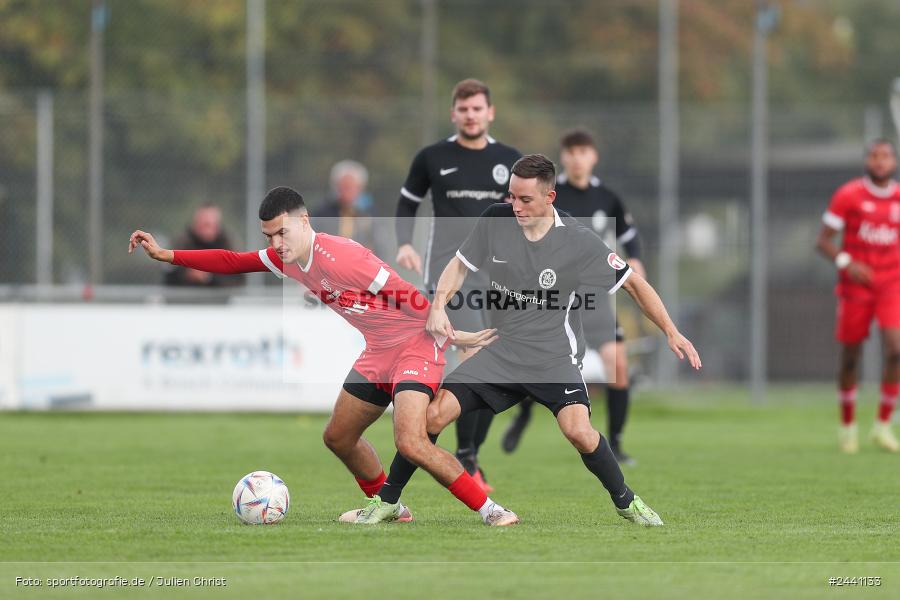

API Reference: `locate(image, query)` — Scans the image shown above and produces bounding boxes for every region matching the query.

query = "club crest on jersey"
[320,278,342,302]
[607,253,627,270]
[492,164,510,185]
[538,268,557,289]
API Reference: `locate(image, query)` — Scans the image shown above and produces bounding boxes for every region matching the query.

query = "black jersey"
[552,174,639,254]
[455,203,631,367]
[397,135,521,285]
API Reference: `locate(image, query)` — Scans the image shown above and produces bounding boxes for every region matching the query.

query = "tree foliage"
[0,0,898,282]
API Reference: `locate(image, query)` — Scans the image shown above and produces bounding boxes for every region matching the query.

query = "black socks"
[473,409,495,449]
[580,435,634,509]
[606,386,629,451]
[379,432,439,504]
[456,408,493,456]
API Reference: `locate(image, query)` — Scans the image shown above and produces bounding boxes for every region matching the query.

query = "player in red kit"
[129,187,516,525]
[816,139,900,453]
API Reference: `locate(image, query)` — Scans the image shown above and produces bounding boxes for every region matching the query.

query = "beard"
[866,168,895,186]
[457,125,486,141]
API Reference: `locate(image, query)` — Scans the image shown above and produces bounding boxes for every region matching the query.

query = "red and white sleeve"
[172,248,275,275]
[376,268,431,320]
[823,186,851,231]
[339,247,431,320]
[256,247,287,279]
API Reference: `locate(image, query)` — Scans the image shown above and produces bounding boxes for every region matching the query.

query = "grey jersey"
[455,203,631,366]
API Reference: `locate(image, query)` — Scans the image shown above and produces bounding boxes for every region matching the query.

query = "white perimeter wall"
[0,303,365,411]
[0,303,607,412]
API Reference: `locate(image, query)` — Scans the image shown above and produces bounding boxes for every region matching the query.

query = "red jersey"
[172,231,432,348]
[823,177,900,293]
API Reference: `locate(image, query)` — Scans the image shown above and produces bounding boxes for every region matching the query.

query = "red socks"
[448,471,488,511]
[879,382,898,424]
[839,386,856,425]
[355,471,387,497]
[840,384,898,424]
[358,469,489,512]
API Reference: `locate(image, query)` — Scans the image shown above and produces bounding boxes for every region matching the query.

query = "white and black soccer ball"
[232,471,290,525]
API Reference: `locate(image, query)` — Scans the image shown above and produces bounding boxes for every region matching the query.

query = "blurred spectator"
[313,160,377,251]
[164,203,244,287]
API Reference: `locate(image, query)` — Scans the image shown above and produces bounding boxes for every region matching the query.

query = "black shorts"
[441,346,590,417]
[342,368,435,408]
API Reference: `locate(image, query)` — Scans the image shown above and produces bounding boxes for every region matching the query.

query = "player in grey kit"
[353,154,701,526]
[503,129,644,464]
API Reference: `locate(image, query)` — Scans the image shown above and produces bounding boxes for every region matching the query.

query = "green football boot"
[616,495,663,526]
[348,495,414,524]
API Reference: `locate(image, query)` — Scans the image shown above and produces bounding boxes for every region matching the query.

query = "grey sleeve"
[579,232,632,295]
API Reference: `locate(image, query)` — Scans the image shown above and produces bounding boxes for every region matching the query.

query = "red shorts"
[344,330,446,406]
[836,282,900,343]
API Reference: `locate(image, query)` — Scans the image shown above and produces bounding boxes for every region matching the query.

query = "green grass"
[1,385,899,599]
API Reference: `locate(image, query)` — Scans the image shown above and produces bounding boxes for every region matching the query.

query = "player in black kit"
[395,79,520,492]
[502,129,644,464]
[354,154,701,525]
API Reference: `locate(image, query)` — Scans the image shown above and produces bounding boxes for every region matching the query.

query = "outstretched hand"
[451,328,498,350]
[667,331,702,370]
[128,230,174,263]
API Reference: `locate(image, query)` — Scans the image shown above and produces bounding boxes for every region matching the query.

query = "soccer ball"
[232,471,290,525]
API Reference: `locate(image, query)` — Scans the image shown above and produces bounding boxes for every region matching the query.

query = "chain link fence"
[0,0,894,383]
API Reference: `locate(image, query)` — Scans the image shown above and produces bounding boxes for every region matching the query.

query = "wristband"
[835,252,851,270]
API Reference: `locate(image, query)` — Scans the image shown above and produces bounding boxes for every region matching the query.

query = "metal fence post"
[246,0,266,288]
[750,1,777,403]
[36,91,54,290]
[657,0,680,385]
[88,0,106,286]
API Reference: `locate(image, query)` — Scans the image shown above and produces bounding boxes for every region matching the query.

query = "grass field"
[1,385,899,599]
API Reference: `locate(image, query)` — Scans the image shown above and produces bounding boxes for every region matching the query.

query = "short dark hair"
[451,78,491,106]
[867,138,897,156]
[258,186,306,221]
[560,128,597,150]
[511,154,556,190]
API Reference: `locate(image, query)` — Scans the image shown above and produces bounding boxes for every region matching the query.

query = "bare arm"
[395,196,423,274]
[432,256,469,308]
[815,223,871,285]
[621,271,701,369]
[425,256,470,340]
[626,258,646,279]
[815,223,841,261]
